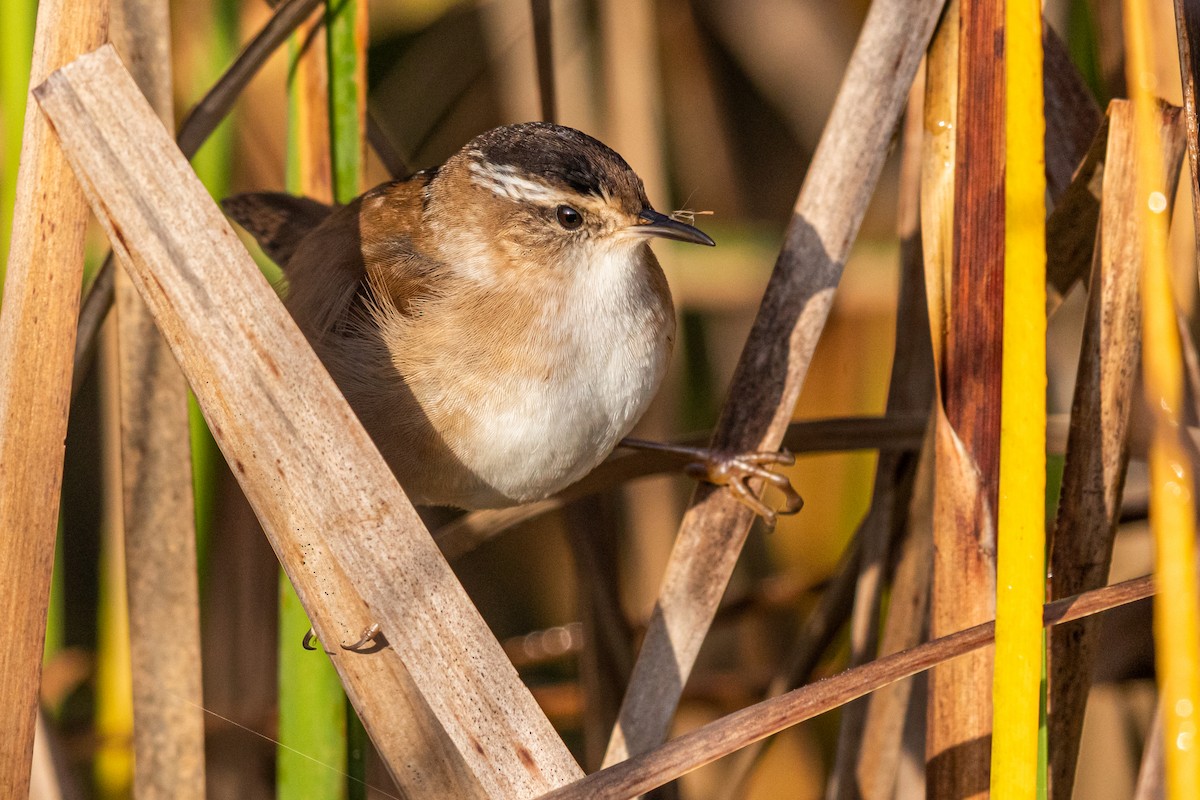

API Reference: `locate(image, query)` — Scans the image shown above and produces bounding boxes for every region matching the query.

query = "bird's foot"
[619,438,803,526]
[300,622,385,652]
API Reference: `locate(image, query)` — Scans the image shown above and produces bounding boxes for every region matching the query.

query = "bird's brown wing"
[221,192,334,266]
[222,174,440,339]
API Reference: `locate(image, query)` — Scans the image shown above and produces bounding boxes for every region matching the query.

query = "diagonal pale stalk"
[991,1,1047,796]
[538,575,1158,800]
[1124,0,1200,797]
[35,45,585,800]
[1047,100,1187,800]
[0,1,107,796]
[108,1,207,797]
[1134,701,1167,800]
[277,3,348,798]
[600,0,948,767]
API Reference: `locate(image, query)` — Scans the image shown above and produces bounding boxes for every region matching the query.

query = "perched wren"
[225,122,800,521]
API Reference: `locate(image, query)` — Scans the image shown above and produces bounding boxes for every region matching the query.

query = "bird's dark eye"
[556,205,583,230]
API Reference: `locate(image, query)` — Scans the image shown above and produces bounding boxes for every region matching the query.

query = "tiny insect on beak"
[631,208,716,246]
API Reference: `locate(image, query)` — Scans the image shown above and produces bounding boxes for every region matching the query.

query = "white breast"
[446,246,674,506]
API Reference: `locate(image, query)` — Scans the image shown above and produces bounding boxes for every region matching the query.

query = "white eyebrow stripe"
[468,161,566,204]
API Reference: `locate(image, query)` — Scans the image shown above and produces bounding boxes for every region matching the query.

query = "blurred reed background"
[2,0,1195,798]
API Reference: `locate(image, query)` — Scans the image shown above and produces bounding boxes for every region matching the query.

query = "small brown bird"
[225,122,800,521]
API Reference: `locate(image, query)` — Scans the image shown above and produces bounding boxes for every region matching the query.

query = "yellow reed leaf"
[1124,1,1200,798]
[992,2,1047,797]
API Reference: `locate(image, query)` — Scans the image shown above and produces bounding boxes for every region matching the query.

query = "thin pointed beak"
[631,208,715,246]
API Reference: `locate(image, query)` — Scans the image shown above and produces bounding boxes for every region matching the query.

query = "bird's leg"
[618,438,803,526]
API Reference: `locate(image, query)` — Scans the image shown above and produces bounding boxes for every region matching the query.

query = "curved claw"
[685,449,803,523]
[302,628,319,651]
[724,477,778,527]
[341,622,383,651]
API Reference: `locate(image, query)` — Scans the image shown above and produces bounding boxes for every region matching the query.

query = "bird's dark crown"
[463,122,649,213]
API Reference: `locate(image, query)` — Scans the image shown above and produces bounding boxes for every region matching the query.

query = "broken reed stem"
[108,1,207,796]
[601,0,947,766]
[1124,0,1200,796]
[0,1,107,795]
[36,45,585,799]
[991,2,1046,795]
[1048,100,1186,800]
[539,575,1157,800]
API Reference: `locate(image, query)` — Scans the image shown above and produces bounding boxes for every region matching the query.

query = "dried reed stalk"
[601,0,947,765]
[1048,99,1186,800]
[826,74,934,800]
[541,576,1157,800]
[35,45,584,799]
[830,76,934,800]
[924,0,1005,792]
[0,1,107,795]
[108,1,206,797]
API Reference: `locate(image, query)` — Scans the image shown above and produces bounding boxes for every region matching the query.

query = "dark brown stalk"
[599,0,948,765]
[1043,25,1104,202]
[538,576,1157,800]
[1047,100,1186,800]
[1045,119,1111,314]
[530,0,555,123]
[1042,23,1104,313]
[924,0,1004,793]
